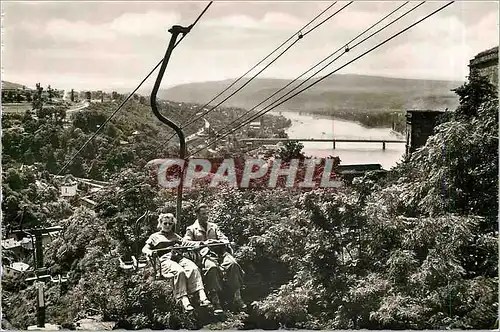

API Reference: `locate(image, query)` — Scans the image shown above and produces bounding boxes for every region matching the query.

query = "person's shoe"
[180,296,194,312]
[183,304,194,312]
[233,289,247,310]
[199,299,211,307]
[210,293,224,314]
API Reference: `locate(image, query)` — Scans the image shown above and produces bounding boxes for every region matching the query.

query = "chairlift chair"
[118,257,137,271]
[117,211,150,272]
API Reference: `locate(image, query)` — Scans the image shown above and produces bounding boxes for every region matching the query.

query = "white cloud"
[45,19,116,41]
[41,10,181,42]
[333,9,392,31]
[202,11,304,31]
[262,12,303,29]
[465,11,499,53]
[109,11,181,36]
[316,4,498,81]
[203,14,259,29]
[29,48,140,61]
[4,2,498,89]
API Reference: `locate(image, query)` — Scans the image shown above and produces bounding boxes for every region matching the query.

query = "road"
[186,118,210,143]
[62,101,89,128]
[66,101,89,117]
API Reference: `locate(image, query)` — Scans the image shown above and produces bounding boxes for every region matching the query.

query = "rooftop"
[469,46,499,66]
[475,46,499,58]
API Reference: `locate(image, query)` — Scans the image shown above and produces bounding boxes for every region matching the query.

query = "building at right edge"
[469,46,499,87]
[404,46,498,158]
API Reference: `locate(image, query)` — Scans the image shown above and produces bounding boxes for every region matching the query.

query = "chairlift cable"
[185,1,352,125]
[202,1,413,151]
[161,1,339,145]
[56,1,213,176]
[161,1,350,146]
[190,1,454,156]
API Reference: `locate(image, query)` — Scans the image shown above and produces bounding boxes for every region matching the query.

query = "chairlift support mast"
[10,226,66,329]
[150,25,192,225]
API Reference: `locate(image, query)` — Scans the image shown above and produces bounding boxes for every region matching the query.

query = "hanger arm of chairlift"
[150,25,191,225]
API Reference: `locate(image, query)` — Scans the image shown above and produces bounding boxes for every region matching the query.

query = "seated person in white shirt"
[142,212,211,312]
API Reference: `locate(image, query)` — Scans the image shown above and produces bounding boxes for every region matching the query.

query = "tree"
[277,141,305,161]
[32,83,44,111]
[4,80,496,329]
[15,92,24,103]
[453,71,497,120]
[5,91,15,103]
[275,129,288,138]
[25,90,32,102]
[404,76,498,227]
[72,109,107,133]
[47,85,54,102]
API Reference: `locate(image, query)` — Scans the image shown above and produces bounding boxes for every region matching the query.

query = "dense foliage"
[2,99,289,179]
[2,74,497,329]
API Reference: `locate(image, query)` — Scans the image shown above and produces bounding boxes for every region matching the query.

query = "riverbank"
[272,110,407,170]
[280,108,407,135]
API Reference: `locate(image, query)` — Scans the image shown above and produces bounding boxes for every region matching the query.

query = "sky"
[1,1,498,92]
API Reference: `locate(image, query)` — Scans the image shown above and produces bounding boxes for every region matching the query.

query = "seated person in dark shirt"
[184,203,246,313]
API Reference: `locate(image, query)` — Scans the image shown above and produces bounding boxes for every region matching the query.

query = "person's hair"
[157,213,177,230]
[195,203,208,213]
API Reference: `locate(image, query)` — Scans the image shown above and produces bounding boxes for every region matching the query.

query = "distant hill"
[2,81,31,90]
[159,74,463,113]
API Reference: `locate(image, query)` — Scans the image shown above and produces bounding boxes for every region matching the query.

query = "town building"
[60,176,78,197]
[405,109,445,156]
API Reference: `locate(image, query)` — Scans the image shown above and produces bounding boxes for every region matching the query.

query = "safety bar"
[151,241,234,254]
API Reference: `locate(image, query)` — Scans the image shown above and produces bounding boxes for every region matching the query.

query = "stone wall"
[469,46,498,87]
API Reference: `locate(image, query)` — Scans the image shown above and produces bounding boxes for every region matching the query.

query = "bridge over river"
[240,137,406,150]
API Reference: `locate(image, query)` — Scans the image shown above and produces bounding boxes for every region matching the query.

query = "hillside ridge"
[159,74,462,112]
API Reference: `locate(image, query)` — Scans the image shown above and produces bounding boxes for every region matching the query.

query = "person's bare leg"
[197,289,211,307]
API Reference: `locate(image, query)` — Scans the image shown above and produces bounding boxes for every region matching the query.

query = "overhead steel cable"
[177,1,353,130]
[161,1,353,146]
[204,1,414,149]
[190,1,455,157]
[173,2,213,48]
[160,2,339,146]
[56,1,213,176]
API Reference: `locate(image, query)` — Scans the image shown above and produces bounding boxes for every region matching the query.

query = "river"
[271,111,407,170]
